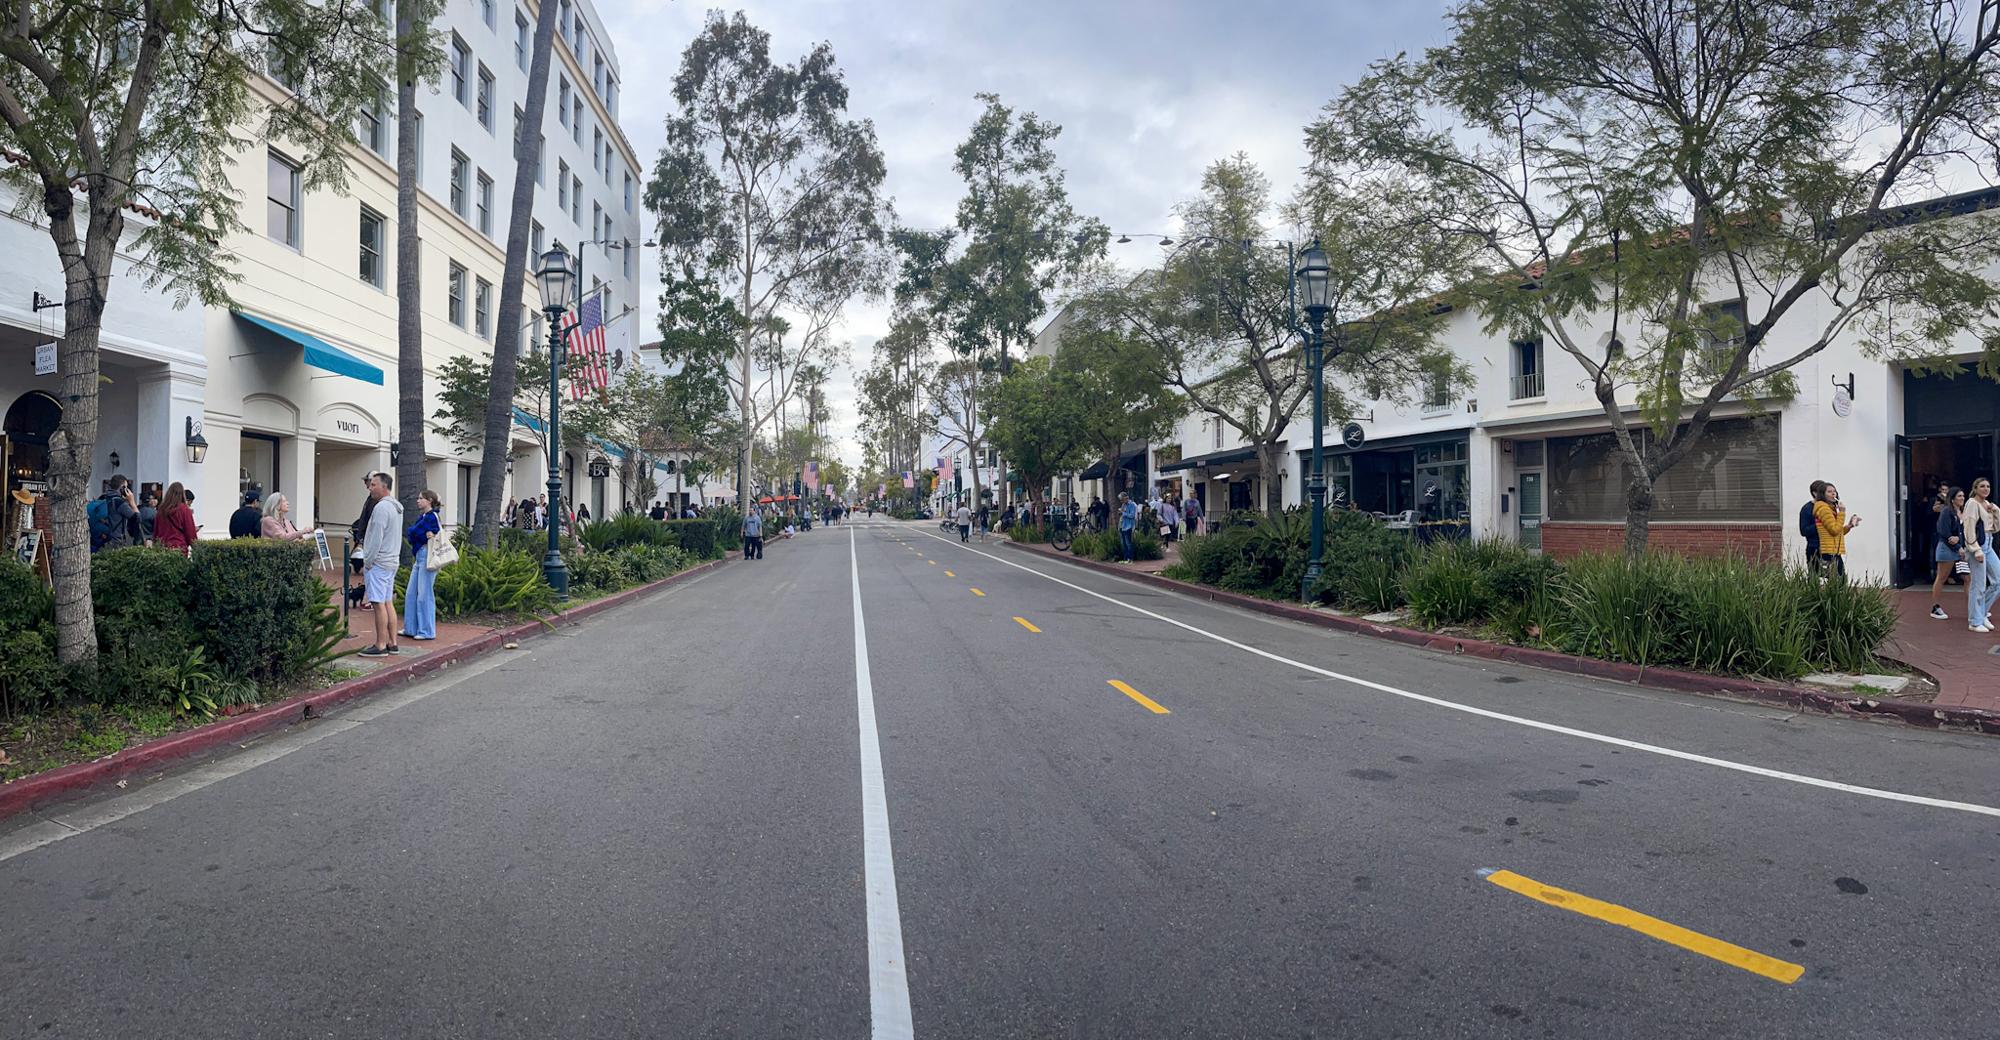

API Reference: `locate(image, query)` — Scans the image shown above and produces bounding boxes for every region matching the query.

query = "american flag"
[937,455,952,484]
[804,461,819,490]
[901,471,914,489]
[565,292,609,400]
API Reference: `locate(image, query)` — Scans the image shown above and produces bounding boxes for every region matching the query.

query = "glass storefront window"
[1547,417,1779,522]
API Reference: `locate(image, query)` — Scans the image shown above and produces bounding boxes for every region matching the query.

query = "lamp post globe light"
[1295,239,1333,602]
[537,243,575,598]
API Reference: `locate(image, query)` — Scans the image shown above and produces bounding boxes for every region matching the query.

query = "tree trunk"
[45,200,118,666]
[1623,473,1655,558]
[737,265,755,510]
[393,0,428,537]
[472,0,560,547]
[1260,442,1285,517]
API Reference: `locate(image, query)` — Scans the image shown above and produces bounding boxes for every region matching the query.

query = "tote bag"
[425,531,459,571]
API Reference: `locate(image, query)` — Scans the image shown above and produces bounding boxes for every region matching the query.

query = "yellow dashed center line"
[944,570,955,577]
[928,560,935,565]
[969,588,985,597]
[1480,869,1804,984]
[1013,616,1040,633]
[1108,679,1169,714]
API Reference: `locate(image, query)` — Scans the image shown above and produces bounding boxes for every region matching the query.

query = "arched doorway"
[4,390,62,493]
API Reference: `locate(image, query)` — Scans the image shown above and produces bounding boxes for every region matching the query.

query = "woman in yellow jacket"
[1812,483,1862,578]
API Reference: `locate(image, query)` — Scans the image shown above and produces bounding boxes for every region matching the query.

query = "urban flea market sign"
[34,342,56,376]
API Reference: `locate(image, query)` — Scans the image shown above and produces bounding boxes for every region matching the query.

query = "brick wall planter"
[1541,521,1783,563]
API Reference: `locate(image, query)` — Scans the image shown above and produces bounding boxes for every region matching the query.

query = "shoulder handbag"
[425,528,459,571]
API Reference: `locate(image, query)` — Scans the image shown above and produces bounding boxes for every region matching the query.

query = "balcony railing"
[1510,370,1545,400]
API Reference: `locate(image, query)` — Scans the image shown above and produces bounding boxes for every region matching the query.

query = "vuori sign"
[335,419,362,434]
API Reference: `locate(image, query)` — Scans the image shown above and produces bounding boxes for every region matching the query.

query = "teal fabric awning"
[234,312,385,385]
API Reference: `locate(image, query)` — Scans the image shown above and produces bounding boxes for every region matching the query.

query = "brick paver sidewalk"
[1881,589,1999,712]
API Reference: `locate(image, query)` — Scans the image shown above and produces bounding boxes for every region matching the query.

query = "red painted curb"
[0,556,735,821]
[1001,541,2000,736]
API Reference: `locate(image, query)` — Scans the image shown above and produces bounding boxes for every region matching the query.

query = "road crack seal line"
[913,528,2000,821]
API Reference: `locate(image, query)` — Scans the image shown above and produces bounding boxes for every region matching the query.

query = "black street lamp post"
[1295,239,1333,602]
[537,243,575,599]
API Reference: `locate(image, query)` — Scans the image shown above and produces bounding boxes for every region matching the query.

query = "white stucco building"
[3,0,652,554]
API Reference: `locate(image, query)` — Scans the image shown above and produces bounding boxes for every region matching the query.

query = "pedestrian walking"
[1158,496,1180,546]
[955,501,972,542]
[155,481,199,552]
[1117,492,1139,562]
[401,489,441,642]
[1182,493,1204,537]
[1963,476,1999,633]
[1798,480,1827,569]
[137,488,158,545]
[1812,482,1861,579]
[1931,486,1966,620]
[260,492,309,541]
[349,481,378,609]
[228,488,264,538]
[976,500,990,542]
[742,507,764,560]
[1088,496,1109,532]
[358,471,403,657]
[650,501,667,521]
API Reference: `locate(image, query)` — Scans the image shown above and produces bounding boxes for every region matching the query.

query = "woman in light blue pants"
[1966,477,1999,633]
[402,490,442,641]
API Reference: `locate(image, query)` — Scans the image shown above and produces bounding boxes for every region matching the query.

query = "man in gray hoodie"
[359,471,404,656]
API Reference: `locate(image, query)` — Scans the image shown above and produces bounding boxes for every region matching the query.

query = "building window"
[623,172,633,213]
[266,149,301,247]
[480,0,495,29]
[603,141,612,185]
[358,87,390,156]
[1699,299,1749,379]
[592,127,603,171]
[571,175,581,223]
[572,98,584,143]
[474,277,493,337]
[623,244,632,278]
[1510,336,1544,400]
[1414,440,1470,522]
[1546,417,1780,523]
[531,220,544,256]
[447,262,467,327]
[514,9,529,70]
[592,203,602,244]
[476,172,494,235]
[358,206,385,287]
[606,77,617,119]
[413,112,424,180]
[450,35,471,106]
[557,161,569,211]
[557,76,570,126]
[449,149,470,217]
[1211,418,1223,451]
[512,104,523,154]
[458,464,475,526]
[593,53,605,96]
[477,65,495,130]
[1423,368,1450,411]
[265,38,302,91]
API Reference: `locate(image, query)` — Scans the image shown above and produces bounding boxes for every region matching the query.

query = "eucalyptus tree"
[647,10,890,511]
[1323,0,2000,553]
[0,0,417,664]
[470,0,563,546]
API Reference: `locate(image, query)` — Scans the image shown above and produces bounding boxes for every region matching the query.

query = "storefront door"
[1518,471,1544,552]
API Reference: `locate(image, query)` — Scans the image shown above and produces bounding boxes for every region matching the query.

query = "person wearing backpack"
[1798,479,1826,570]
[87,476,140,553]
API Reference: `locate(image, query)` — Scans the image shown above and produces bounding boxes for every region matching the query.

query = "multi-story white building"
[2,0,651,552]
[1036,186,2000,583]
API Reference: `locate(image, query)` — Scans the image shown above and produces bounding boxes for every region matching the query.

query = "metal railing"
[1510,370,1545,399]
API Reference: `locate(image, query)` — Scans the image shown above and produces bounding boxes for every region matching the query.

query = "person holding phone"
[1811,482,1861,579]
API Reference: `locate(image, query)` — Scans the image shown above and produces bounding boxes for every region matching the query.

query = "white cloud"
[604,0,1455,465]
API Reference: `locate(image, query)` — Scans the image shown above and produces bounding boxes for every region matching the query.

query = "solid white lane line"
[913,529,2000,820]
[850,526,916,1038]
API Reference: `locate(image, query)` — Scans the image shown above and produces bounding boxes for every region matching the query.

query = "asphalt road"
[2,519,1996,1039]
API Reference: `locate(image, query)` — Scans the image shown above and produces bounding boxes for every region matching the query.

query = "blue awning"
[512,406,544,433]
[234,312,384,385]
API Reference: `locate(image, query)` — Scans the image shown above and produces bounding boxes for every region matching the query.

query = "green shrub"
[188,540,325,685]
[1401,541,1492,626]
[429,547,557,617]
[708,505,743,551]
[578,513,671,551]
[662,518,718,558]
[497,527,575,557]
[614,543,687,583]
[1007,521,1048,543]
[91,547,198,706]
[1069,527,1163,562]
[0,561,63,716]
[1805,572,1898,673]
[564,547,634,593]
[1312,511,1414,610]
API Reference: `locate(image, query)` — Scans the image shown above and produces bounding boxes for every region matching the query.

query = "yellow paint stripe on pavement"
[1013,616,1040,633]
[944,570,956,577]
[1108,680,1169,714]
[1480,869,1803,984]
[970,588,986,597]
[928,560,936,565]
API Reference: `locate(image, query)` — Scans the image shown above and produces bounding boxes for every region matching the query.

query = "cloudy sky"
[606,0,1457,466]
